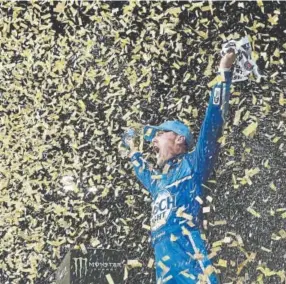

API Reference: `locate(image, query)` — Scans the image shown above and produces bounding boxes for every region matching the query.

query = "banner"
[55,248,126,284]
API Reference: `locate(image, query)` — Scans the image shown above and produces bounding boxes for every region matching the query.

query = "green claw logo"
[73,257,88,278]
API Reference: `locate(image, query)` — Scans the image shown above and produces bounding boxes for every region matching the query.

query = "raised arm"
[194,51,236,182]
[130,151,155,193]
[125,137,155,195]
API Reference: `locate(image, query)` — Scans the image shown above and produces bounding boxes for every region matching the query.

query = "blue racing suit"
[130,71,232,283]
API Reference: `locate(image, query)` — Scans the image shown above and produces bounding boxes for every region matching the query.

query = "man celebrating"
[123,39,259,283]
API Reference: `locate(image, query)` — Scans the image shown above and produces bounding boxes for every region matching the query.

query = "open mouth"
[152,145,161,161]
[153,145,160,153]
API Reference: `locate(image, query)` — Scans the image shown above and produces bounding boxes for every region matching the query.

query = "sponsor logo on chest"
[151,190,177,231]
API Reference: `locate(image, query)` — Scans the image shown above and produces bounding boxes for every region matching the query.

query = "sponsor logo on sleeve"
[213,88,221,105]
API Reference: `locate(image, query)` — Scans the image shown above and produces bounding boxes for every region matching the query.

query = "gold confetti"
[203,207,211,213]
[247,207,261,218]
[242,121,258,137]
[162,163,170,174]
[170,234,178,242]
[151,175,162,179]
[162,255,170,261]
[147,258,154,268]
[195,196,204,204]
[158,261,169,273]
[54,2,66,13]
[142,224,151,230]
[217,259,227,268]
[179,270,196,279]
[105,274,115,284]
[127,260,142,268]
[80,243,87,254]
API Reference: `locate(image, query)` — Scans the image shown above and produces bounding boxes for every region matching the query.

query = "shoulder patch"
[213,87,221,105]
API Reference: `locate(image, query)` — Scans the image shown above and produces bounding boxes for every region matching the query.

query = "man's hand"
[220,37,264,82]
[220,50,236,69]
[121,128,139,157]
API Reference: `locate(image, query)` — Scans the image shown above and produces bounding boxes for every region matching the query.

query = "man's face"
[152,130,178,166]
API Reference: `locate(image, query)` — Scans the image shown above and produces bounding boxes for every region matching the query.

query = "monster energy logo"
[73,257,88,278]
[73,257,123,278]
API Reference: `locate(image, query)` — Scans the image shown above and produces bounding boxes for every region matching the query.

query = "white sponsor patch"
[151,190,176,231]
[213,87,221,105]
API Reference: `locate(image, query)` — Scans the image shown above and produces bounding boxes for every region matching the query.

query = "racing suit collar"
[161,152,187,168]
